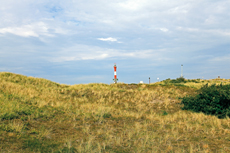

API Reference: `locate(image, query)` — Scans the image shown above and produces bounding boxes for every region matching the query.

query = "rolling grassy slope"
[0,72,230,152]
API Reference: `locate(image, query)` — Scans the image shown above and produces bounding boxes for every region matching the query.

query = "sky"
[0,0,230,84]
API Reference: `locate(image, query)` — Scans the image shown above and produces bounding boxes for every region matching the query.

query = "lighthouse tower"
[113,63,118,83]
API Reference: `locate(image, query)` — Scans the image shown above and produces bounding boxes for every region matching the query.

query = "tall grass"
[0,72,230,152]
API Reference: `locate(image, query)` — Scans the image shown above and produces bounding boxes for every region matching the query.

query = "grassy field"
[0,72,230,153]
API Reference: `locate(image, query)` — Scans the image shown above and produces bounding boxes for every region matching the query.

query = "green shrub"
[162,111,168,116]
[187,79,200,83]
[181,84,230,118]
[103,113,112,119]
[171,77,186,83]
[163,78,201,84]
[16,109,33,115]
[0,124,14,132]
[96,113,112,119]
[21,116,28,121]
[0,112,19,120]
[163,77,187,84]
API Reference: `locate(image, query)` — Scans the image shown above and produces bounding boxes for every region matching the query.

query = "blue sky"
[0,0,230,84]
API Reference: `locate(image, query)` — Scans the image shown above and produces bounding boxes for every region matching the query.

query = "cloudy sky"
[0,0,230,84]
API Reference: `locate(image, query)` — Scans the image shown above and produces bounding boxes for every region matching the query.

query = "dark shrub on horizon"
[164,77,187,84]
[181,84,230,118]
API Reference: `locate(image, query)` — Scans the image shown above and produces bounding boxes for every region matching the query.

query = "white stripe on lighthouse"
[114,72,117,75]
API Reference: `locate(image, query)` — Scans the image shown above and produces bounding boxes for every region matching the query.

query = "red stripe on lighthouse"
[113,63,118,83]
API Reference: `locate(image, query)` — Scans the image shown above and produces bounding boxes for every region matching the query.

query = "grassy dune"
[0,72,230,153]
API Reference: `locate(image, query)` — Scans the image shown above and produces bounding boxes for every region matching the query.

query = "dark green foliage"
[163,77,200,84]
[103,113,112,118]
[162,77,187,84]
[0,124,14,132]
[162,111,168,116]
[96,113,112,119]
[171,77,186,83]
[186,79,200,83]
[16,108,33,115]
[181,84,230,118]
[21,116,28,121]
[0,113,19,120]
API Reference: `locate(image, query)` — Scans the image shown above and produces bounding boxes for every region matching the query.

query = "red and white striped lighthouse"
[113,63,118,83]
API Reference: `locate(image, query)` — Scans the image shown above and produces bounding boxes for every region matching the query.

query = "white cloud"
[118,0,148,11]
[0,27,39,37]
[209,55,230,62]
[0,22,50,37]
[176,27,230,37]
[159,28,169,32]
[97,37,118,42]
[47,43,169,63]
[0,21,69,37]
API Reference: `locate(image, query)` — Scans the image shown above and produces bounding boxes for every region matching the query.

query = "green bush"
[163,77,187,84]
[163,78,201,84]
[0,112,19,120]
[103,113,112,119]
[162,111,168,116]
[173,77,186,83]
[181,84,230,118]
[187,79,200,83]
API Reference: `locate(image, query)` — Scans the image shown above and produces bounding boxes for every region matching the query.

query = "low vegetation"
[0,72,230,152]
[181,84,230,119]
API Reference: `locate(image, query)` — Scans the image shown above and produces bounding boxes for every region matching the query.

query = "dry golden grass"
[0,72,229,152]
